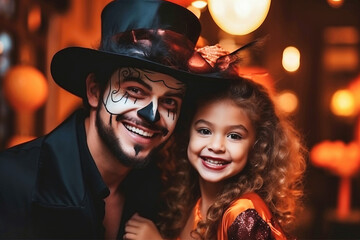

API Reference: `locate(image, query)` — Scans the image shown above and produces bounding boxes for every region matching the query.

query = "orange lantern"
[311,140,360,177]
[311,140,360,219]
[3,65,48,112]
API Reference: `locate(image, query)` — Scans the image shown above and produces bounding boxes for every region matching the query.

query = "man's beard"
[95,108,155,169]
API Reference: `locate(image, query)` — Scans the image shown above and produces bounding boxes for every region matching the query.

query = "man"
[0,0,202,238]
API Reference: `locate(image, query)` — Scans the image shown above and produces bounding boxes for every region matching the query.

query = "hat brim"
[51,47,224,98]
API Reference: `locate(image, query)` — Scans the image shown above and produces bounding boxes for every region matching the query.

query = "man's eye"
[228,133,242,140]
[162,98,176,106]
[126,87,145,97]
[160,98,178,110]
[197,128,211,135]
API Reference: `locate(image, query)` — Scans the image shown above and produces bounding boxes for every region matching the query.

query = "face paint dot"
[134,145,143,156]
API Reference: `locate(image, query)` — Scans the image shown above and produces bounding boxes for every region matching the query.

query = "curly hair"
[158,78,307,239]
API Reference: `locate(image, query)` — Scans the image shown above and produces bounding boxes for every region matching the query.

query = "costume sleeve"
[218,193,288,240]
[227,209,273,240]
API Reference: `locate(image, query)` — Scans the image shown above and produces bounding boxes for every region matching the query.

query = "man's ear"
[86,73,100,108]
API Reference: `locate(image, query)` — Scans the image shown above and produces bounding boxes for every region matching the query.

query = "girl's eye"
[228,133,242,140]
[197,128,211,135]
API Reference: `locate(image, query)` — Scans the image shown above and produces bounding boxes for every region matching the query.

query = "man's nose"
[208,135,226,153]
[137,101,160,123]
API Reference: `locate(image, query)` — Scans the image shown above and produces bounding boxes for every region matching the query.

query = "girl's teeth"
[205,158,227,166]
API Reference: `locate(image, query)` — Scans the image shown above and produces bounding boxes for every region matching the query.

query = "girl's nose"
[207,135,226,153]
[137,101,160,123]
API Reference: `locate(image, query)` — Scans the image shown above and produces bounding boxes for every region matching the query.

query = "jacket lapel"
[31,111,103,238]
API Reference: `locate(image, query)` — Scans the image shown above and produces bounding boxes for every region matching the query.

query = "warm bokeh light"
[192,0,208,9]
[330,89,356,117]
[327,0,344,8]
[277,90,299,114]
[311,140,360,219]
[3,65,48,112]
[28,5,42,32]
[348,74,360,113]
[208,0,271,35]
[282,46,300,72]
[324,26,358,45]
[311,140,360,177]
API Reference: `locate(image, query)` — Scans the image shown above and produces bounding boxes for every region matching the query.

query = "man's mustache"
[116,114,169,136]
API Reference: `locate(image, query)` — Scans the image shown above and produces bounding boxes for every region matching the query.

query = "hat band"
[105,29,196,70]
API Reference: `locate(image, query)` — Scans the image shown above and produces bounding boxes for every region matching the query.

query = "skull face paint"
[99,67,185,162]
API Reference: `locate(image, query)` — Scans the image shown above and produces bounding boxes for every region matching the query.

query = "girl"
[124,78,307,240]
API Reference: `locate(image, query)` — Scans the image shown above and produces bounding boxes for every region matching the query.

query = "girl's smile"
[187,98,255,183]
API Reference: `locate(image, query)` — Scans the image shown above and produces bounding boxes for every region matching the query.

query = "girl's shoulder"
[223,192,272,225]
[220,192,288,240]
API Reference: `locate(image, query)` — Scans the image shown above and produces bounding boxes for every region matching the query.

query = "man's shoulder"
[0,109,83,182]
[0,137,44,186]
[0,137,44,225]
[0,137,44,167]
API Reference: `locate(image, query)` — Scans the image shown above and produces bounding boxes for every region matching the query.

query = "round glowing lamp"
[208,0,271,35]
[327,0,344,8]
[3,65,48,112]
[277,90,298,114]
[330,89,356,117]
[192,0,207,9]
[282,46,300,72]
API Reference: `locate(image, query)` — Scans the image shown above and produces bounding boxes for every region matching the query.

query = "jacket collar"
[32,109,109,208]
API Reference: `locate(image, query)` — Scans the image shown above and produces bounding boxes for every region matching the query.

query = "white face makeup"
[98,67,185,165]
[103,68,184,116]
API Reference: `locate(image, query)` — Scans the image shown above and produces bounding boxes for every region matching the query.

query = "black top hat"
[51,0,203,98]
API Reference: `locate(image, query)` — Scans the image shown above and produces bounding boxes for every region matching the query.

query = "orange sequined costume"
[187,192,289,240]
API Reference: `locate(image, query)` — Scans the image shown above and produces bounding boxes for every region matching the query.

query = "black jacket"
[0,110,162,239]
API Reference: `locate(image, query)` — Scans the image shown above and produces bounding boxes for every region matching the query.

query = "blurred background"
[0,0,360,238]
